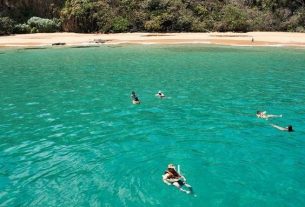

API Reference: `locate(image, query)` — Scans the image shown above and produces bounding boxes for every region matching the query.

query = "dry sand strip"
[1,32,305,48]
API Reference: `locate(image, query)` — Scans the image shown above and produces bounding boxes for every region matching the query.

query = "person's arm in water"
[181,175,186,182]
[271,124,287,131]
[267,114,282,118]
[162,174,172,185]
[163,172,181,183]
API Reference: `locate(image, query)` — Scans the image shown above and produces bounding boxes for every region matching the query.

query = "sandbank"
[1,32,305,48]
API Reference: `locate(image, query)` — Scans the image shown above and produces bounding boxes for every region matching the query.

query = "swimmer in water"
[131,91,140,104]
[271,124,294,132]
[155,90,165,99]
[256,111,282,119]
[162,164,193,194]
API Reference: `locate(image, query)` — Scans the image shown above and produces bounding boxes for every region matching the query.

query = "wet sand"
[1,32,305,48]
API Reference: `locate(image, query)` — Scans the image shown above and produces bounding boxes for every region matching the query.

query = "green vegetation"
[0,0,305,35]
[13,24,31,34]
[27,17,61,33]
[0,17,15,35]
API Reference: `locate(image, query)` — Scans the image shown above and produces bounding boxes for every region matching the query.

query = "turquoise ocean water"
[0,45,305,206]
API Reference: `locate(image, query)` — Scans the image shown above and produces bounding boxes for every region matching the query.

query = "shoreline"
[1,32,305,49]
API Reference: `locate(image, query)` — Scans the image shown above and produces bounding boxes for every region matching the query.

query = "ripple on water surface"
[1,45,305,206]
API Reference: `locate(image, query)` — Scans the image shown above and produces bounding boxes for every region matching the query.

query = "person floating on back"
[155,90,165,99]
[271,124,294,132]
[162,164,193,194]
[256,111,282,120]
[131,91,140,104]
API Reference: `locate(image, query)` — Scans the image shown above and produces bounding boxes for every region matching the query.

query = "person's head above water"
[168,164,175,169]
[157,91,165,97]
[167,164,179,176]
[287,125,293,132]
[131,91,136,95]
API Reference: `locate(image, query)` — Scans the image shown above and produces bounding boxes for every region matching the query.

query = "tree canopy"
[0,0,305,35]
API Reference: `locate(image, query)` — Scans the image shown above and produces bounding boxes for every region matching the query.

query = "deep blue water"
[0,45,305,206]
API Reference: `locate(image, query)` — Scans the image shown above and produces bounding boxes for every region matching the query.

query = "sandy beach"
[1,32,305,48]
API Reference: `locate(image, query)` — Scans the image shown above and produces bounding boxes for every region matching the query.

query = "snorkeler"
[155,90,165,99]
[271,124,294,132]
[131,91,140,104]
[162,164,193,194]
[256,111,282,119]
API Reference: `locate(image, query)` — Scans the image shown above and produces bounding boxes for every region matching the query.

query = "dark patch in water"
[23,47,47,50]
[70,45,101,48]
[107,45,123,48]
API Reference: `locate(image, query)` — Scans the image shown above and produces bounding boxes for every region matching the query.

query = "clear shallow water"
[0,45,305,206]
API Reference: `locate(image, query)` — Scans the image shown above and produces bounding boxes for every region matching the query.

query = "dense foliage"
[27,17,61,33]
[0,17,15,35]
[0,0,305,35]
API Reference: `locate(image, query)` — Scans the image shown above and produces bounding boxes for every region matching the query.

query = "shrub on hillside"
[191,19,209,32]
[13,24,31,34]
[295,26,305,32]
[174,13,193,31]
[27,17,61,33]
[217,5,250,32]
[144,16,162,31]
[284,9,305,32]
[0,17,14,35]
[111,17,130,32]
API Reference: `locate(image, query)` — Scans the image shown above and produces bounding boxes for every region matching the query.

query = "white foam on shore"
[1,41,304,48]
[141,42,158,45]
[212,42,288,47]
[266,44,285,47]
